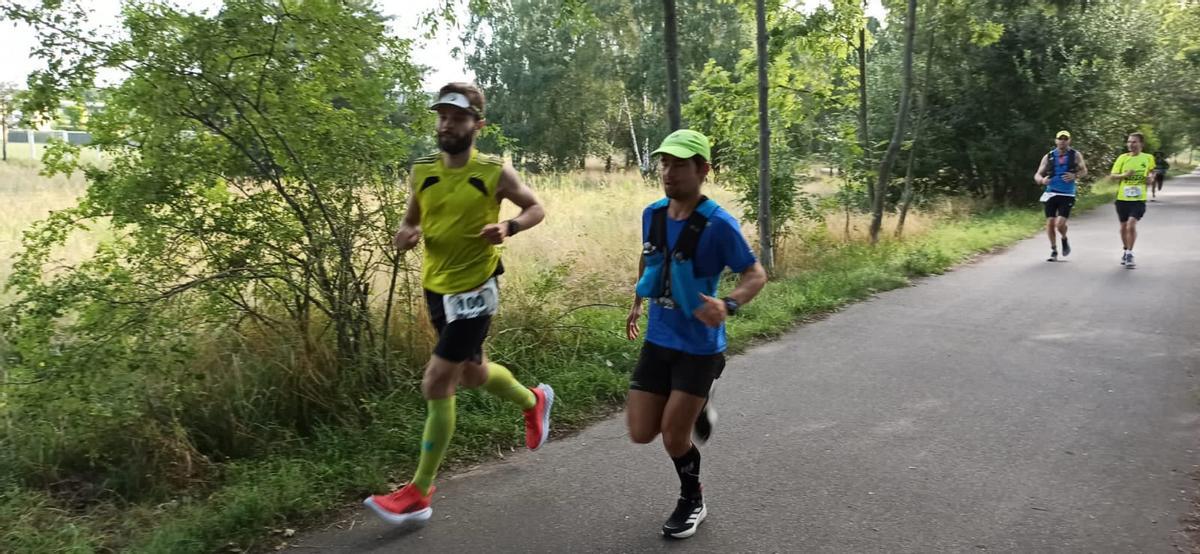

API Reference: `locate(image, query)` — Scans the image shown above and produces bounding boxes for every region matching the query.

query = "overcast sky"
[0,0,884,89]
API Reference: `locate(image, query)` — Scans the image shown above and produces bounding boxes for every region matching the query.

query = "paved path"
[294,173,1200,553]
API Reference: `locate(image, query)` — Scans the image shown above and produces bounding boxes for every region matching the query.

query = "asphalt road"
[293,172,1200,553]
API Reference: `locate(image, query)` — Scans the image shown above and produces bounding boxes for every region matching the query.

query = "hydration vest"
[635,197,719,317]
[1043,148,1078,194]
[1042,148,1078,176]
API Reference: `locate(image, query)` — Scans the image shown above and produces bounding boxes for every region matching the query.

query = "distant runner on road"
[1110,132,1156,269]
[1151,151,1169,200]
[1034,130,1089,262]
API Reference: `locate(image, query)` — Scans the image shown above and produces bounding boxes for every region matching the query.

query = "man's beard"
[438,133,473,155]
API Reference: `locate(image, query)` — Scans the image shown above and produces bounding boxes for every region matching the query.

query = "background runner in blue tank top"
[1033,130,1089,262]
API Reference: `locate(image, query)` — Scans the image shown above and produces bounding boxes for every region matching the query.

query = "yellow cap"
[1056,130,1071,139]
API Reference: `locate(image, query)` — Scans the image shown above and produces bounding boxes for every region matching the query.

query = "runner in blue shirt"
[1033,130,1089,262]
[625,129,767,539]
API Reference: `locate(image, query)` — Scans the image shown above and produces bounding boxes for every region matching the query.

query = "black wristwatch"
[506,219,521,237]
[722,296,740,316]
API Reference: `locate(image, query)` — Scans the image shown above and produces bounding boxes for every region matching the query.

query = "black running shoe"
[1047,250,1058,262]
[1061,238,1071,257]
[693,384,718,444]
[662,496,707,539]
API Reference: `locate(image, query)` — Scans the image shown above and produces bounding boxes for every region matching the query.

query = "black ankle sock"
[671,445,702,500]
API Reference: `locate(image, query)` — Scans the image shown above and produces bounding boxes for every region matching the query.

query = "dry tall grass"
[1,159,968,307]
[0,160,100,296]
[498,170,743,300]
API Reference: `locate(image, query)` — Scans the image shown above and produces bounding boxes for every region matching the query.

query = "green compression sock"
[412,397,456,494]
[481,362,536,410]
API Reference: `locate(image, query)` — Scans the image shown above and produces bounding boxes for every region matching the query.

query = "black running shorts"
[1043,195,1075,218]
[424,263,505,363]
[425,288,492,363]
[630,341,725,398]
[1115,200,1146,223]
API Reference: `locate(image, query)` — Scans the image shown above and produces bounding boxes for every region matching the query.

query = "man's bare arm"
[1034,154,1051,185]
[496,164,546,231]
[481,164,546,244]
[727,262,768,306]
[394,175,422,251]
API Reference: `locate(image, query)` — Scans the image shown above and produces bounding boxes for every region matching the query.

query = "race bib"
[1123,186,1142,198]
[443,278,499,324]
[1039,192,1053,203]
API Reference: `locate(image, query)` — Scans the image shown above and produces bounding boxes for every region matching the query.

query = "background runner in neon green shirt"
[1109,132,1155,267]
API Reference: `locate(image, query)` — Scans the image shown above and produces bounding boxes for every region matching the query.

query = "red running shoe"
[363,483,434,526]
[523,383,555,450]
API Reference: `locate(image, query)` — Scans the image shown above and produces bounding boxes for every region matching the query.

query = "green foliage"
[684,1,859,240]
[465,0,1199,233]
[1151,0,1200,152]
[464,0,618,170]
[1,0,429,498]
[866,0,1199,205]
[465,0,749,171]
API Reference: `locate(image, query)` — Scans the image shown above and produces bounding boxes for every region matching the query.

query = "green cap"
[652,129,711,162]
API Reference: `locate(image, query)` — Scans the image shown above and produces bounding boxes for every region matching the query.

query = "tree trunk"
[381,249,403,366]
[622,95,644,172]
[755,0,773,272]
[857,25,872,203]
[869,0,917,245]
[844,199,852,242]
[897,1,938,239]
[663,0,682,131]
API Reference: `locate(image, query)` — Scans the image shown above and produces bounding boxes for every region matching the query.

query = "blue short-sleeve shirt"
[641,201,757,355]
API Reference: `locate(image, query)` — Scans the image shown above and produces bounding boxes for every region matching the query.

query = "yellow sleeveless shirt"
[413,149,504,294]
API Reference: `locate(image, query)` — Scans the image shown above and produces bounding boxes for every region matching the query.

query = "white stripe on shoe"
[667,504,708,539]
[533,383,554,450]
[363,497,433,526]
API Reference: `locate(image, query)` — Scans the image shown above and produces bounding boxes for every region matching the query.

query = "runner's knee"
[422,359,461,399]
[628,409,661,444]
[661,429,692,456]
[629,425,659,444]
[457,360,488,389]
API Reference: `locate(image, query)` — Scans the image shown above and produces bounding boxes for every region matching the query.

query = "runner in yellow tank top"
[411,148,504,294]
[364,83,556,528]
[1109,132,1155,268]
